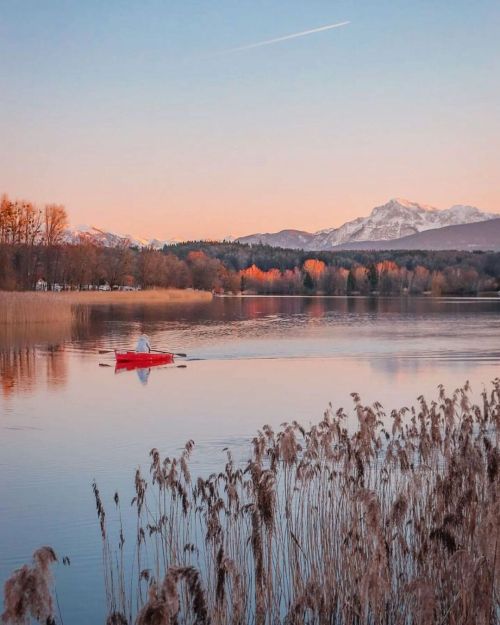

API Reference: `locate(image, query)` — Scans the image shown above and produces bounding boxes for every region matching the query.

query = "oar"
[151,349,187,357]
[98,348,187,357]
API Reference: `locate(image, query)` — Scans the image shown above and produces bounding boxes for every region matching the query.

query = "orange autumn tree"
[240,264,266,283]
[240,264,283,294]
[303,259,326,282]
[187,251,225,291]
[431,271,446,296]
[409,265,431,293]
[376,260,403,294]
[353,265,369,293]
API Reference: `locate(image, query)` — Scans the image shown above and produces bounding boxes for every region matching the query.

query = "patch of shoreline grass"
[0,289,212,325]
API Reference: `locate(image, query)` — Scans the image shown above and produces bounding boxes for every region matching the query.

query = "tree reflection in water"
[0,346,68,399]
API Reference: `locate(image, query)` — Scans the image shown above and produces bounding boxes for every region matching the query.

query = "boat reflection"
[114,360,177,385]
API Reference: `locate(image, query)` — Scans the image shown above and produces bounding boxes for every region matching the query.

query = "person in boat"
[136,334,151,353]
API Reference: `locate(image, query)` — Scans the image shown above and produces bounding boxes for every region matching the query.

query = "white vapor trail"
[219,20,350,54]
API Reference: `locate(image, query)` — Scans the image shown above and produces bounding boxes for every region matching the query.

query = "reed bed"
[57,288,212,306]
[96,382,500,625]
[0,292,75,325]
[0,289,211,325]
[3,382,500,625]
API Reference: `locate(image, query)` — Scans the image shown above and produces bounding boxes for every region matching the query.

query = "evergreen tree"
[347,269,356,294]
[303,271,314,291]
[367,263,378,292]
[379,269,392,294]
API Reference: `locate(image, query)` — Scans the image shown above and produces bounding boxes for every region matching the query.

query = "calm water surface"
[1,296,500,622]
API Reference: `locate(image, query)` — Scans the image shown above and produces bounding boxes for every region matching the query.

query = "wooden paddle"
[150,349,187,357]
[98,349,187,357]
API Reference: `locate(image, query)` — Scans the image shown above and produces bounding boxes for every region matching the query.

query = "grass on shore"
[58,288,213,305]
[0,289,212,325]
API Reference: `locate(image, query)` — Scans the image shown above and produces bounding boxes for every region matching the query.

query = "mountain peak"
[380,198,437,212]
[388,197,419,207]
[236,199,497,250]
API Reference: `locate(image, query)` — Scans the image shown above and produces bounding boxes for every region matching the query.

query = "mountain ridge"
[64,225,174,249]
[237,198,498,250]
[63,198,499,252]
[331,218,500,251]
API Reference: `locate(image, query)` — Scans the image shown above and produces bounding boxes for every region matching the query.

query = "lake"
[1,295,500,623]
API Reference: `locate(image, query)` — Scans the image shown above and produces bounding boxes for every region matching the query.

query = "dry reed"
[4,381,500,624]
[1,547,58,625]
[0,292,75,325]
[54,288,212,306]
[88,381,500,625]
[0,289,212,325]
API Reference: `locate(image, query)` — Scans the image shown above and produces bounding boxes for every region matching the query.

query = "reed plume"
[1,547,58,625]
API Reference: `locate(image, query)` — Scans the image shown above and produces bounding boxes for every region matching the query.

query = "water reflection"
[115,363,152,385]
[0,346,68,399]
[136,367,150,385]
[2,296,500,399]
[0,320,72,350]
[87,294,469,326]
[0,349,36,398]
[86,296,500,347]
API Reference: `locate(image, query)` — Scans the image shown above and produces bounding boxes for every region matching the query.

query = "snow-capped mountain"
[62,199,498,252]
[237,199,498,250]
[64,225,173,249]
[333,218,500,251]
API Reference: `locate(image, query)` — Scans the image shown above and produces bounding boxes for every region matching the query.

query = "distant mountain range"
[334,218,500,251]
[64,225,173,249]
[236,198,499,251]
[64,198,500,252]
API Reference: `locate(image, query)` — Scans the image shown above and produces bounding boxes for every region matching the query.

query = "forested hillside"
[2,194,500,295]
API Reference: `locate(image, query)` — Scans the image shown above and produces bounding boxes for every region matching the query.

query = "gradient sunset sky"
[1,1,499,240]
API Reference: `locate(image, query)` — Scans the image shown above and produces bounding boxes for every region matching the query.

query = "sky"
[1,1,499,240]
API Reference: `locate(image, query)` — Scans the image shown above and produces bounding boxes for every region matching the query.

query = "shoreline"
[215,292,500,300]
[0,289,213,325]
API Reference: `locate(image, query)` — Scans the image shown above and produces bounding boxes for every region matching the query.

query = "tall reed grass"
[3,382,499,624]
[95,381,500,625]
[0,289,212,325]
[0,292,75,325]
[56,288,212,306]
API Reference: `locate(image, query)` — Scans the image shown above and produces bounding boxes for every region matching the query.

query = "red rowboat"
[114,351,175,366]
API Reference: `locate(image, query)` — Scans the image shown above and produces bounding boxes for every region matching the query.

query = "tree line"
[164,241,500,296]
[1,194,500,295]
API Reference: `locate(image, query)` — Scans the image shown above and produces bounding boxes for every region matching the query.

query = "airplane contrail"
[218,20,350,54]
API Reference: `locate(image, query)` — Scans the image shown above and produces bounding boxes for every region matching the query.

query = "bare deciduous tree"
[43,204,68,246]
